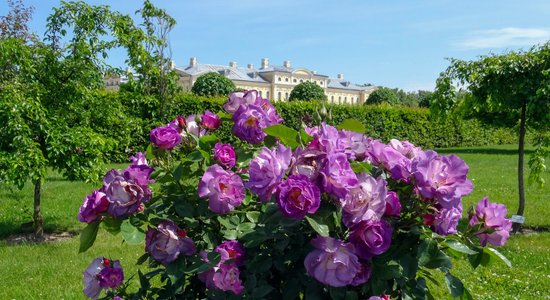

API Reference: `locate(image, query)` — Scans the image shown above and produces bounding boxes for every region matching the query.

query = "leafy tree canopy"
[289,81,327,101]
[191,72,236,97]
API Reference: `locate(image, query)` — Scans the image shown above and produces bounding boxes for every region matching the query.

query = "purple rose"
[246,144,292,201]
[349,219,393,259]
[83,257,123,299]
[320,152,358,199]
[78,190,109,223]
[288,147,326,181]
[433,205,462,235]
[97,267,124,289]
[276,174,321,219]
[412,150,473,208]
[369,139,412,182]
[338,130,372,161]
[341,174,387,228]
[350,262,372,286]
[168,115,186,132]
[231,104,270,144]
[198,165,245,214]
[201,110,221,130]
[253,96,283,125]
[304,236,363,287]
[468,197,512,246]
[213,143,236,169]
[212,264,244,294]
[388,139,421,159]
[150,126,181,150]
[216,240,246,266]
[384,191,401,217]
[223,90,258,114]
[145,220,196,265]
[102,169,151,218]
[130,152,148,166]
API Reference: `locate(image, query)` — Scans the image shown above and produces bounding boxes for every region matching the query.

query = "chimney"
[247,64,254,69]
[312,70,317,75]
[283,60,291,68]
[337,74,344,80]
[189,57,197,67]
[229,61,237,68]
[261,58,269,69]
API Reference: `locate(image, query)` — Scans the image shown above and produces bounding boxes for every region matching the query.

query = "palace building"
[105,57,376,105]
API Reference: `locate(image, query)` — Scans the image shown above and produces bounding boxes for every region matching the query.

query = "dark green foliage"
[366,87,399,105]
[191,72,236,97]
[289,81,327,101]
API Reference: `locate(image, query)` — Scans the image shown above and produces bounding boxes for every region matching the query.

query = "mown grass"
[0,145,548,299]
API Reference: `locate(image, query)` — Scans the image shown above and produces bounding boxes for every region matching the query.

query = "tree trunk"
[513,100,527,233]
[34,178,44,239]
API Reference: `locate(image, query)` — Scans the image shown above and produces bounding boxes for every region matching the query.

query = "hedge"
[95,92,522,161]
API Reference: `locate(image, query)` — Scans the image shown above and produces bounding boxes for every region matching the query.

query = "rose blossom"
[78,190,109,223]
[223,90,258,114]
[349,219,393,259]
[150,126,181,150]
[384,191,401,217]
[369,139,412,182]
[198,165,245,214]
[102,169,151,218]
[320,152,358,199]
[341,174,387,228]
[288,147,326,181]
[468,197,512,246]
[412,150,473,208]
[83,257,123,299]
[253,96,283,125]
[304,236,364,287]
[246,144,292,201]
[145,220,196,265]
[276,174,321,219]
[201,110,221,130]
[213,143,236,169]
[433,205,462,236]
[231,104,270,144]
[130,152,148,166]
[215,240,246,266]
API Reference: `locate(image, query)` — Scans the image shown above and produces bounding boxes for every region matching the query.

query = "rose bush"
[78,90,512,299]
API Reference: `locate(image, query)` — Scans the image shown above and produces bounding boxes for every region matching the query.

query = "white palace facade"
[106,57,376,105]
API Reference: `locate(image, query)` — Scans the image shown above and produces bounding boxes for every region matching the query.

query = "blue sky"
[3,0,550,91]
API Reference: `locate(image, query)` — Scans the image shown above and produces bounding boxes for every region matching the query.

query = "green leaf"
[187,150,204,161]
[79,221,100,253]
[305,216,330,237]
[445,239,478,255]
[121,220,145,245]
[263,124,300,148]
[102,217,122,235]
[251,283,274,298]
[445,272,472,299]
[350,161,373,173]
[145,144,154,160]
[418,238,452,272]
[337,119,366,133]
[172,164,184,181]
[299,129,313,145]
[246,211,260,223]
[199,134,218,149]
[485,247,512,267]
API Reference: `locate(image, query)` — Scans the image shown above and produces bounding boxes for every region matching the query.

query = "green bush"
[289,81,327,101]
[191,72,236,97]
[92,92,522,160]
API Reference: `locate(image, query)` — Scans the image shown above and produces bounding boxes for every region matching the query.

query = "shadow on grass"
[0,219,76,240]
[437,147,534,155]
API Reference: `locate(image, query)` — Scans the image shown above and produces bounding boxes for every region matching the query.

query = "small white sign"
[510,215,525,224]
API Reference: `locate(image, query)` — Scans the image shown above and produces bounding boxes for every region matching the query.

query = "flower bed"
[78,90,512,299]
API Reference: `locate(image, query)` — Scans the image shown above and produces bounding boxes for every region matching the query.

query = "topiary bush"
[289,81,327,101]
[191,72,236,97]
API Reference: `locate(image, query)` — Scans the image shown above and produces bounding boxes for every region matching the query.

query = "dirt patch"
[4,231,78,245]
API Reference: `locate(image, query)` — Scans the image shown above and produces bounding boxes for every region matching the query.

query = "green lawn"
[0,146,548,299]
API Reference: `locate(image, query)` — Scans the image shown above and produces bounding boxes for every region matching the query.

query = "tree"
[0,1,128,238]
[417,90,434,108]
[433,43,550,232]
[365,87,399,105]
[289,81,327,101]
[0,0,36,42]
[115,0,180,119]
[191,72,236,97]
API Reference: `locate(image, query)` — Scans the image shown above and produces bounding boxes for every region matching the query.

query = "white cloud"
[455,27,550,50]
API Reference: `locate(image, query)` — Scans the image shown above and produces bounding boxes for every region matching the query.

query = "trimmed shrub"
[191,72,236,97]
[289,81,327,101]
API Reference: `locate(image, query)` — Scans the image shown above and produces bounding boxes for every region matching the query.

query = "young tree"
[289,81,327,101]
[192,72,236,97]
[433,43,550,232]
[0,1,126,238]
[365,87,399,105]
